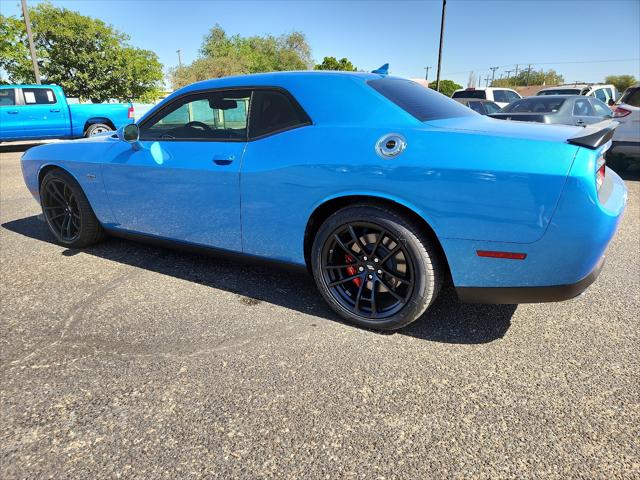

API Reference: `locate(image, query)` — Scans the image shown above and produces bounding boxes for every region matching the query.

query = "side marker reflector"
[476,250,527,260]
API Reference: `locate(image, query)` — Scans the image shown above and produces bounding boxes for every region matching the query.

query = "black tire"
[84,123,113,137]
[311,204,443,331]
[40,169,105,248]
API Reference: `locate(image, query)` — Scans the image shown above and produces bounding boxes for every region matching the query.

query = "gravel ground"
[1,143,638,479]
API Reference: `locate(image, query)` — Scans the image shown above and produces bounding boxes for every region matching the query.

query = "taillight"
[613,107,631,118]
[596,156,606,191]
[128,106,134,119]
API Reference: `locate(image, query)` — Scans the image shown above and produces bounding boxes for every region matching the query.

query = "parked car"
[489,95,612,126]
[454,98,502,115]
[451,87,522,108]
[20,72,626,331]
[537,84,618,104]
[608,83,640,170]
[0,84,134,142]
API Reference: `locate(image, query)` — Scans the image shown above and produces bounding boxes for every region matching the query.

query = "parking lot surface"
[1,143,638,479]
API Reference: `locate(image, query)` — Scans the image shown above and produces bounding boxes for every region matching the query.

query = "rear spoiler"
[567,120,618,150]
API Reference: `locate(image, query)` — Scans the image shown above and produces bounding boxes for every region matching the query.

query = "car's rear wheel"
[40,169,105,248]
[85,123,113,137]
[311,205,442,331]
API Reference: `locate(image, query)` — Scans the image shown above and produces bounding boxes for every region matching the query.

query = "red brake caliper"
[344,255,362,287]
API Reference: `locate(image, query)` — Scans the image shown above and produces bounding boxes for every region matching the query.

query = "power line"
[442,58,639,76]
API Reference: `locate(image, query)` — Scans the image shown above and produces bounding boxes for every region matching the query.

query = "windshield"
[452,90,486,99]
[368,78,476,121]
[537,89,581,96]
[502,97,565,113]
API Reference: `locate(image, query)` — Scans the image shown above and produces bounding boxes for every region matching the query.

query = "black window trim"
[138,86,312,143]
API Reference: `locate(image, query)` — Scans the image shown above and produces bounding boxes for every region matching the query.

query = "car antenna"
[371,63,389,75]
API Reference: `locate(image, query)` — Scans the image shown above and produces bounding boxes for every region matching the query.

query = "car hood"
[426,114,582,143]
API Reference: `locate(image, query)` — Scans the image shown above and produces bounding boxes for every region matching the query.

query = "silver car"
[608,84,640,171]
[489,95,612,127]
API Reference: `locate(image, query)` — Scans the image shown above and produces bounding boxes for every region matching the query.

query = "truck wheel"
[85,123,113,137]
[311,204,443,331]
[40,169,105,248]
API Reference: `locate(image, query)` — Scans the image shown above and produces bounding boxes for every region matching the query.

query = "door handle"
[50,108,61,112]
[212,155,235,166]
[7,110,18,114]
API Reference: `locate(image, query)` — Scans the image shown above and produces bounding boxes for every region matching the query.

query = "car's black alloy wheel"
[312,205,442,331]
[40,169,105,248]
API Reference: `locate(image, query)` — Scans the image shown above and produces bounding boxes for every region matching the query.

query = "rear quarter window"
[369,78,475,121]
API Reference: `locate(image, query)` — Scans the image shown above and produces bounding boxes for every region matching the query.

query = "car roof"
[0,84,58,88]
[454,87,517,92]
[181,70,381,93]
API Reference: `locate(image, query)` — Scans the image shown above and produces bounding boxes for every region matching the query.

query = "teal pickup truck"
[0,84,134,142]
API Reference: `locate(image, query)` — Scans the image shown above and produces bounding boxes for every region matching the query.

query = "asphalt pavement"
[1,143,638,479]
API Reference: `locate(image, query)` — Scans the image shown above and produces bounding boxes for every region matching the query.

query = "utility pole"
[505,70,513,85]
[435,0,446,92]
[525,64,532,86]
[484,75,491,87]
[424,66,431,84]
[489,66,498,86]
[21,0,41,84]
[514,64,519,78]
[176,49,183,68]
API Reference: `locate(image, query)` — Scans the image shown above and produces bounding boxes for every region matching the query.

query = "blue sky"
[1,0,639,88]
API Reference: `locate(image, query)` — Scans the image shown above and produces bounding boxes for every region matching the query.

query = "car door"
[101,89,250,251]
[572,97,600,126]
[18,87,69,138]
[0,88,23,139]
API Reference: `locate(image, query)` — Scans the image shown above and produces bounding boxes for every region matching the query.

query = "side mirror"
[118,123,139,143]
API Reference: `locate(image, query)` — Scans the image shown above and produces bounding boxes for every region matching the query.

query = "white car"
[451,87,522,108]
[608,84,640,171]
[537,84,619,104]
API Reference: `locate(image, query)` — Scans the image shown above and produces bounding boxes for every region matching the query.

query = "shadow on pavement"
[0,142,46,154]
[2,215,515,344]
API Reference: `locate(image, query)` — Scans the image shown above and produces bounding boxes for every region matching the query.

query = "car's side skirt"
[103,227,308,274]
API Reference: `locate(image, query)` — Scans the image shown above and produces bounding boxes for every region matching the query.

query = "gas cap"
[375,133,406,159]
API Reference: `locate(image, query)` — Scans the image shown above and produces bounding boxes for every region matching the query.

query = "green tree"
[605,75,636,93]
[492,69,564,87]
[0,3,163,102]
[428,79,463,97]
[170,25,312,89]
[314,56,357,71]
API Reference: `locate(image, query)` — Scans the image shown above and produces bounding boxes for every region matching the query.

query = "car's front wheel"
[311,205,443,331]
[40,169,105,248]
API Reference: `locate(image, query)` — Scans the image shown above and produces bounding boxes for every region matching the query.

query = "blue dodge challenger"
[20,71,628,330]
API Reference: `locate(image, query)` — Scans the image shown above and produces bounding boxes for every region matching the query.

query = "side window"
[0,89,15,106]
[250,90,310,138]
[140,90,251,141]
[593,88,608,102]
[22,88,57,105]
[590,98,612,116]
[573,98,595,116]
[483,102,501,114]
[505,90,521,102]
[467,102,485,114]
[492,90,509,103]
